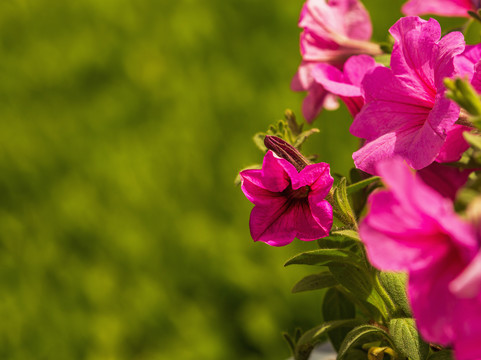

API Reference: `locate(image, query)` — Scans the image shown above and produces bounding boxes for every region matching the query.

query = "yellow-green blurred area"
[0,0,460,359]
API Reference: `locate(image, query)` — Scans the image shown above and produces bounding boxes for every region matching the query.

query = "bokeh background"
[0,1,468,359]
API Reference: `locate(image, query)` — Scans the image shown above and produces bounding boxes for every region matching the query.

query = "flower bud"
[263,135,310,172]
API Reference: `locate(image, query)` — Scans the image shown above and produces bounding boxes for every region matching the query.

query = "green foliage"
[294,319,366,360]
[347,176,381,196]
[291,272,338,293]
[329,177,358,228]
[378,272,412,318]
[322,288,356,352]
[252,110,320,153]
[444,77,481,123]
[337,325,394,360]
[285,248,363,267]
[463,131,481,152]
[0,0,419,358]
[389,318,430,360]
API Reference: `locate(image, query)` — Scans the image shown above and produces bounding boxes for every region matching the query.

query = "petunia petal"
[249,198,296,246]
[259,151,291,192]
[402,0,474,17]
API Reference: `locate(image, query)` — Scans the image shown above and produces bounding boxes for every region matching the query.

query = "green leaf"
[316,230,360,252]
[428,350,454,360]
[295,319,366,360]
[293,128,320,149]
[328,263,373,299]
[389,318,429,360]
[284,109,302,137]
[378,271,412,317]
[445,77,481,119]
[252,132,267,152]
[331,178,357,227]
[344,349,368,360]
[291,272,338,293]
[464,131,481,151]
[284,248,362,267]
[330,229,360,242]
[322,288,356,352]
[346,176,381,195]
[329,264,387,318]
[338,325,394,360]
[282,332,296,356]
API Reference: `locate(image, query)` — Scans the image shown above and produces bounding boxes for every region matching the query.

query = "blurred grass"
[0,0,439,359]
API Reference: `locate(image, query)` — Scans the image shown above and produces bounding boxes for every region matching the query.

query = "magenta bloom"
[360,158,481,359]
[292,0,381,122]
[417,162,472,200]
[402,0,480,18]
[312,54,381,116]
[240,151,333,246]
[350,17,465,174]
[456,43,481,95]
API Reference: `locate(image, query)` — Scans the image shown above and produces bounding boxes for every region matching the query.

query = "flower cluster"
[360,158,481,359]
[239,0,481,359]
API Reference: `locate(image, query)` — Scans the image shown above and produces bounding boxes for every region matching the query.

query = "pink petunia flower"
[350,16,465,174]
[311,54,381,116]
[292,0,381,122]
[416,161,472,200]
[456,43,481,94]
[359,158,481,360]
[402,0,481,18]
[239,145,333,246]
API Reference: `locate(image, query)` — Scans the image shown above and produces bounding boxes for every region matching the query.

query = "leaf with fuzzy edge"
[330,178,357,227]
[378,271,412,317]
[389,318,429,360]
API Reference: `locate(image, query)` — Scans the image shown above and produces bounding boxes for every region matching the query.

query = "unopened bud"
[264,135,310,172]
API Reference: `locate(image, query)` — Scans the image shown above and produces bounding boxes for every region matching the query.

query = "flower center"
[284,185,310,200]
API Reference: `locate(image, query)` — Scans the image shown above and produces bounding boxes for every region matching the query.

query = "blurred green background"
[0,0,458,359]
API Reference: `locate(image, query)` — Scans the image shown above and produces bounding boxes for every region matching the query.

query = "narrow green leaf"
[428,350,454,360]
[338,325,393,360]
[346,176,381,195]
[285,109,302,137]
[291,272,338,293]
[322,288,356,352]
[284,248,362,267]
[293,128,320,149]
[378,271,412,317]
[331,178,357,227]
[389,318,429,360]
[295,319,366,360]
